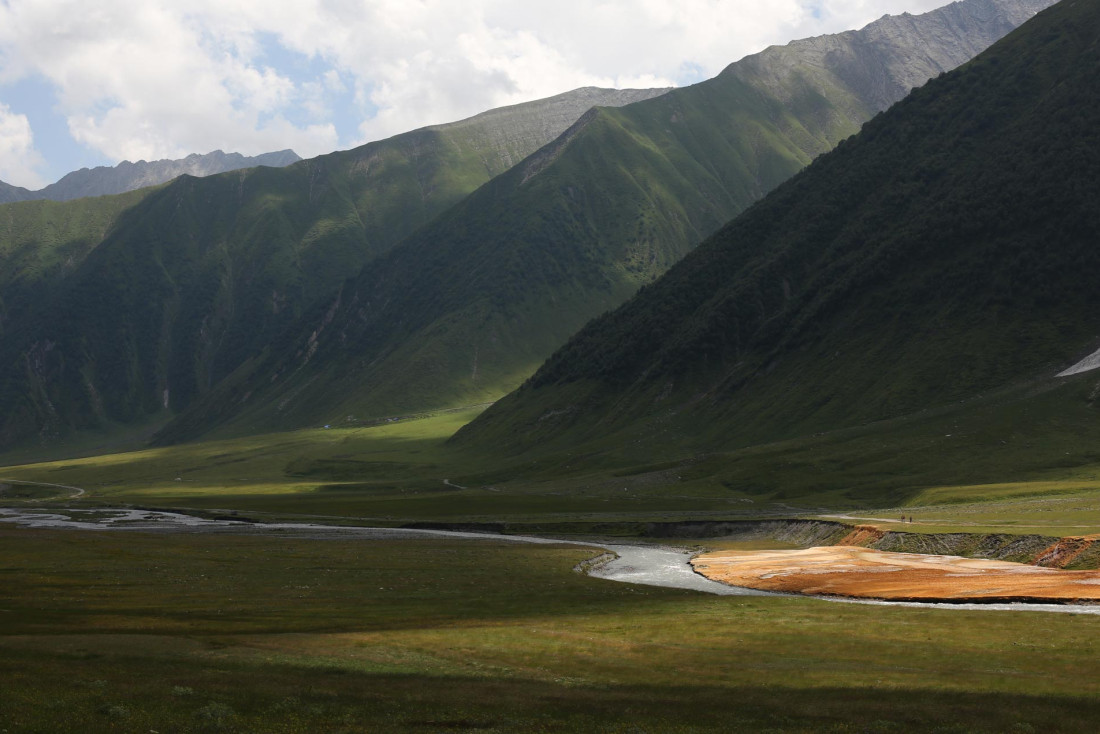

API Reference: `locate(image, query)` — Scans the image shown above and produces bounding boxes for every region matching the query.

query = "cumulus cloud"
[0,103,46,189]
[0,0,340,164]
[0,0,954,170]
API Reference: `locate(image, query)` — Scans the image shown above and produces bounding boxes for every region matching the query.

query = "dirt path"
[0,478,86,500]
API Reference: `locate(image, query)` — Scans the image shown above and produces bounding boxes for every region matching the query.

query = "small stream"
[3,506,1099,614]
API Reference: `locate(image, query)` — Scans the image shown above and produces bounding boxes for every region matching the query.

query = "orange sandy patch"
[691,546,1100,603]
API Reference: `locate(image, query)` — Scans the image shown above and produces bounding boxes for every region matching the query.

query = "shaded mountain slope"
[0,87,666,447]
[0,188,158,334]
[459,0,1100,458]
[155,0,1052,443]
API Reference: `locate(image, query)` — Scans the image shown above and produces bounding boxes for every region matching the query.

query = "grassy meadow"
[4,381,1100,730]
[4,524,1100,733]
[5,377,1100,534]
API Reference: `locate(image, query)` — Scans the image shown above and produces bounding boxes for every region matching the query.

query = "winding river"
[2,506,1098,615]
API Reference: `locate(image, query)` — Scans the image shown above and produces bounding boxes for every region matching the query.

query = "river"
[2,506,1098,614]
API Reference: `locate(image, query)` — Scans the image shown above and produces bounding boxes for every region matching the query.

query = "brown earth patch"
[691,546,1100,603]
[1033,536,1100,568]
[836,525,886,547]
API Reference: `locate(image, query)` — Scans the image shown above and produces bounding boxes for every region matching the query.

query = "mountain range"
[155,0,1054,444]
[0,86,668,446]
[0,0,1054,451]
[0,149,302,204]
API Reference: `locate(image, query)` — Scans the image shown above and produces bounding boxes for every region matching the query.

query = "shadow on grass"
[2,646,1092,733]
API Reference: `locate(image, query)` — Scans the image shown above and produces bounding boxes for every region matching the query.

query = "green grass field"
[4,381,1100,730]
[5,378,1100,536]
[3,524,1100,733]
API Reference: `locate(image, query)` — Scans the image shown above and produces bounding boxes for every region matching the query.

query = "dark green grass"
[3,525,1100,732]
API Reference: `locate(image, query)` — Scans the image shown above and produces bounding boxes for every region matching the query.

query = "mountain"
[154,0,1054,444]
[0,86,669,447]
[729,0,1050,114]
[458,0,1100,460]
[0,150,301,204]
[37,150,303,202]
[0,179,34,204]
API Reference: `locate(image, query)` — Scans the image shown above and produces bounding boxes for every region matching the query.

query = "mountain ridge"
[0,85,671,448]
[457,0,1100,460]
[152,0,1054,445]
[0,149,302,204]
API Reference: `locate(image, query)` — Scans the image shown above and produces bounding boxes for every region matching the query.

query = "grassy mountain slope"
[156,0,1052,443]
[0,188,158,328]
[0,88,665,448]
[460,0,1100,461]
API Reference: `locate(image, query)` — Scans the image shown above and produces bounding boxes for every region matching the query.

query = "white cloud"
[0,103,46,189]
[0,0,956,169]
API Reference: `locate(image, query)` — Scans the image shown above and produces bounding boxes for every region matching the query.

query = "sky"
[0,0,951,189]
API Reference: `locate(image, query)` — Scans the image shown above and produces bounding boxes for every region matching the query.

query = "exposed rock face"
[0,149,302,203]
[728,0,1056,115]
[0,180,33,204]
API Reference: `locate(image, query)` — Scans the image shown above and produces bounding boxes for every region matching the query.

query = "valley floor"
[4,392,1100,730]
[4,520,1100,733]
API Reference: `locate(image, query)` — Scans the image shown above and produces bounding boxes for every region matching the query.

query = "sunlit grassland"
[0,407,780,522]
[3,378,1100,535]
[0,409,484,518]
[3,524,1100,733]
[824,483,1100,537]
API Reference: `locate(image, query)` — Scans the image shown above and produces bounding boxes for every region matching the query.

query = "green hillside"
[460,0,1100,464]
[0,88,663,449]
[0,189,157,328]
[155,0,1043,443]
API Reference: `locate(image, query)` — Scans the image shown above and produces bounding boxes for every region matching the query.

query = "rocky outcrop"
[837,525,888,547]
[1033,536,1100,568]
[728,0,1056,117]
[1,149,301,203]
[868,531,1057,565]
